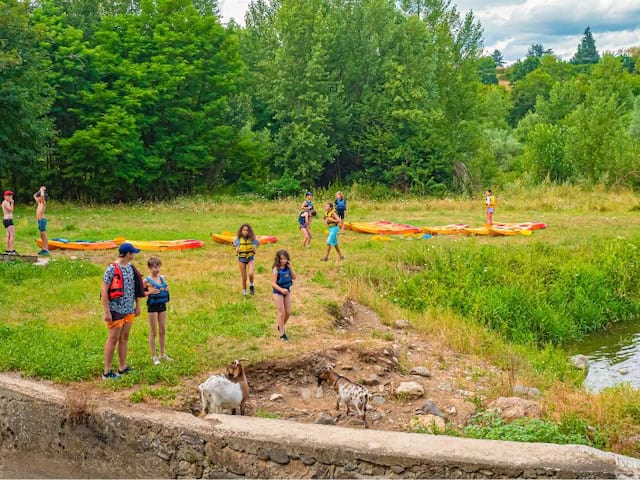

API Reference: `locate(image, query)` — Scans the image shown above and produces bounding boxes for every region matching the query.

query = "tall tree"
[0,0,54,195]
[491,49,504,67]
[571,26,600,65]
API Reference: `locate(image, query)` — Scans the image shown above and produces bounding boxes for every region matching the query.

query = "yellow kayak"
[211,232,278,245]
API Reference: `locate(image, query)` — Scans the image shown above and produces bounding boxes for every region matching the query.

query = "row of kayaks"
[34,220,546,251]
[346,221,547,236]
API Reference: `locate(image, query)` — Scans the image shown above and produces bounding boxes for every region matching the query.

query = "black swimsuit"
[3,219,13,228]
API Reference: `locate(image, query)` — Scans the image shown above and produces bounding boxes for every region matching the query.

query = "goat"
[199,358,249,416]
[317,368,369,428]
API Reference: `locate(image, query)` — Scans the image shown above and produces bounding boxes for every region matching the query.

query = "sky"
[218,0,640,63]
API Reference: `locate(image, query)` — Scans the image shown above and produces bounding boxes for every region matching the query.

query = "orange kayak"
[36,238,118,250]
[346,221,421,235]
[211,232,278,245]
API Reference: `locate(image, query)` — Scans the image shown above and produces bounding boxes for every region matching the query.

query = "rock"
[341,365,354,371]
[438,383,454,393]
[315,412,336,425]
[392,343,401,358]
[446,406,457,416]
[315,386,324,398]
[383,349,390,356]
[619,368,630,375]
[415,414,446,432]
[395,320,410,329]
[390,465,405,474]
[570,354,589,370]
[299,455,316,465]
[488,397,542,421]
[368,411,385,422]
[361,374,380,386]
[396,381,424,398]
[298,388,312,402]
[410,366,431,378]
[269,448,290,465]
[513,385,542,398]
[371,394,385,405]
[269,393,283,402]
[457,389,474,398]
[416,400,447,419]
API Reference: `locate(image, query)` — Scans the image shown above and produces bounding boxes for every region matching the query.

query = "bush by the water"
[367,237,640,346]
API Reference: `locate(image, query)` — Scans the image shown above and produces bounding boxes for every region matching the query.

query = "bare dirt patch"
[167,299,504,433]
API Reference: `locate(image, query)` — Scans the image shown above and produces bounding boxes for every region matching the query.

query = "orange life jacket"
[108,263,124,300]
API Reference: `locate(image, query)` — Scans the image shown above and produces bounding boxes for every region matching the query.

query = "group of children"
[2,186,50,256]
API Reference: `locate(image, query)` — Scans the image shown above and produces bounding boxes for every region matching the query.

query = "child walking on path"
[144,256,172,366]
[298,209,311,247]
[321,202,344,261]
[485,189,496,226]
[2,190,16,255]
[233,223,260,296]
[272,250,296,341]
[335,191,347,231]
[34,186,49,255]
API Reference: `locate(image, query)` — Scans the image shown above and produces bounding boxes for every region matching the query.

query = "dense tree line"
[1,0,639,201]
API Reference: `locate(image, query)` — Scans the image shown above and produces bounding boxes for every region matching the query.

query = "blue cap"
[306,191,313,196]
[119,242,141,255]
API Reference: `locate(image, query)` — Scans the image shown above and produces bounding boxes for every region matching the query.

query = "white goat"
[199,358,249,416]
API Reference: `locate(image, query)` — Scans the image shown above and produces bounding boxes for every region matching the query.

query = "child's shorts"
[3,219,13,229]
[487,207,495,214]
[336,210,345,219]
[106,312,135,329]
[238,255,255,264]
[148,303,167,313]
[327,225,339,246]
[37,218,47,231]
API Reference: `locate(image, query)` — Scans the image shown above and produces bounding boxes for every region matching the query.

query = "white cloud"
[219,0,640,62]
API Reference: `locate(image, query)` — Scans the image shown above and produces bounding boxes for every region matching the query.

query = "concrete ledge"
[1,373,639,478]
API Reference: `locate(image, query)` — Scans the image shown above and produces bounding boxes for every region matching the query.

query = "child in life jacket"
[272,249,297,341]
[298,209,311,247]
[485,189,496,226]
[233,223,260,297]
[144,256,172,365]
[321,202,344,261]
[334,191,347,231]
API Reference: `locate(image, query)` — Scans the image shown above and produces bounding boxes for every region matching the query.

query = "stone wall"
[1,373,639,479]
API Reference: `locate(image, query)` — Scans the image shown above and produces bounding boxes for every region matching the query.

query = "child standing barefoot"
[233,223,260,296]
[335,191,347,231]
[144,256,172,365]
[321,202,344,261]
[485,189,496,226]
[272,250,296,341]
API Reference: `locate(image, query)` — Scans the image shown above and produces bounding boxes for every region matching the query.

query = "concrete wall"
[1,373,639,479]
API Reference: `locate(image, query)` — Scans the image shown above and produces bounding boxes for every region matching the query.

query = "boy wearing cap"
[100,243,145,380]
[2,190,16,255]
[34,186,49,255]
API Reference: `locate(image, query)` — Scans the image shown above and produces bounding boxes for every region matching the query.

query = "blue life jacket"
[335,198,346,211]
[276,267,293,290]
[146,275,170,305]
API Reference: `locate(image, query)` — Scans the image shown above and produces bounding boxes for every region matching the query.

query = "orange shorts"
[106,313,135,329]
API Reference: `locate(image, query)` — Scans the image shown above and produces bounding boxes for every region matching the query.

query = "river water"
[568,321,640,392]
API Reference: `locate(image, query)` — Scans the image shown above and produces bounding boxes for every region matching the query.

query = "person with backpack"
[334,191,347,231]
[100,243,145,380]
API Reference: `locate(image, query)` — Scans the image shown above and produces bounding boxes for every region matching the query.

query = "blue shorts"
[38,218,47,232]
[272,287,290,295]
[327,225,339,246]
[238,255,254,264]
[487,208,494,214]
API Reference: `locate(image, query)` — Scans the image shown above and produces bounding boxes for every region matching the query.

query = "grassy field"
[2,185,640,454]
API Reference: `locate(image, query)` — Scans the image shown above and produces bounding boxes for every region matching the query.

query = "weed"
[255,408,282,419]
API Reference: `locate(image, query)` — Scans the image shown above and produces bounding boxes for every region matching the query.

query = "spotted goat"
[317,367,370,428]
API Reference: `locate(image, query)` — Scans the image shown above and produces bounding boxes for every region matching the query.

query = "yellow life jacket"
[237,237,256,258]
[487,195,496,207]
[324,208,339,226]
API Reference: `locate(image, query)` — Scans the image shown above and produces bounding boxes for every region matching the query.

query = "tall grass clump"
[377,236,640,346]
